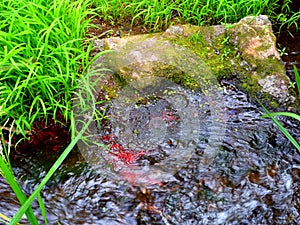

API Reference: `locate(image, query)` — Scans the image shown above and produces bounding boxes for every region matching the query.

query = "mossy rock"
[93,34,218,98]
[92,15,296,109]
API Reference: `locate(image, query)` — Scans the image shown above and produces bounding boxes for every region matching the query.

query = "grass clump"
[0,0,102,224]
[94,0,293,31]
[0,0,97,137]
[276,0,300,31]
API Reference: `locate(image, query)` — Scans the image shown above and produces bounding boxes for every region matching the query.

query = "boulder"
[92,15,296,108]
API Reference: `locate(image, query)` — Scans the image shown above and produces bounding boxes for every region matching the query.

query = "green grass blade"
[9,112,93,224]
[0,155,39,225]
[262,111,300,121]
[9,78,96,225]
[293,65,300,95]
[37,193,48,225]
[261,105,300,152]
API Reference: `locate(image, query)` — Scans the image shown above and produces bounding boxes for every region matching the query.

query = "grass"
[278,11,300,31]
[0,137,38,224]
[0,0,97,138]
[0,0,101,224]
[262,108,300,152]
[10,82,96,224]
[276,0,300,31]
[93,0,297,31]
[0,0,300,224]
[0,66,100,224]
[294,65,300,95]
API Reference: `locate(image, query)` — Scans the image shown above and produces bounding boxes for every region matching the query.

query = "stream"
[1,81,300,224]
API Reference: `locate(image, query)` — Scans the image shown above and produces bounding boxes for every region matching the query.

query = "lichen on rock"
[228,15,280,60]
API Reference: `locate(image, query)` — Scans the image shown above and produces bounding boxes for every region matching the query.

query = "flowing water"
[1,82,300,224]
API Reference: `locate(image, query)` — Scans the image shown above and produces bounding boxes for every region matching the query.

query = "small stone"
[258,74,293,103]
[165,25,184,36]
[93,39,104,51]
[290,51,299,56]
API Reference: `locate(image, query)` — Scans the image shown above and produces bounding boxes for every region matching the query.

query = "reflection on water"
[1,85,300,225]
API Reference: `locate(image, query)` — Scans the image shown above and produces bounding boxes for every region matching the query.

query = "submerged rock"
[92,15,296,108]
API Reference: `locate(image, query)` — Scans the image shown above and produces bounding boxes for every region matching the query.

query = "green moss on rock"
[94,16,296,108]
